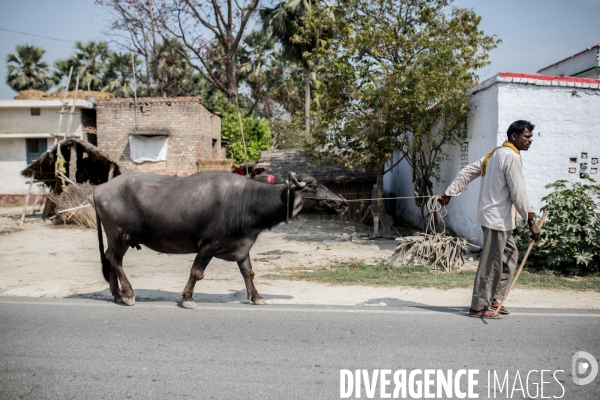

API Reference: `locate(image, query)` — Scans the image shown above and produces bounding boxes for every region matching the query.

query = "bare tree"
[99,0,259,104]
[160,0,259,105]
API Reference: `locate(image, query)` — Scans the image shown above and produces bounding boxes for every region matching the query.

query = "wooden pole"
[69,144,77,182]
[64,75,80,139]
[19,179,34,226]
[493,211,548,317]
[55,66,73,147]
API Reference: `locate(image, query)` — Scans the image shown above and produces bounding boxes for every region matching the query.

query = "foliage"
[219,103,274,164]
[297,0,498,227]
[98,0,260,105]
[515,177,600,276]
[262,0,336,135]
[6,44,54,92]
[102,52,141,98]
[145,38,204,97]
[54,41,112,92]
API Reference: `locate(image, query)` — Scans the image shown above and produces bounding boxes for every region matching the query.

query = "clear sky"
[1,0,599,100]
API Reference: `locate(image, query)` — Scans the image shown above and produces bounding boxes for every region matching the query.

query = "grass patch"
[262,262,600,292]
[0,227,22,236]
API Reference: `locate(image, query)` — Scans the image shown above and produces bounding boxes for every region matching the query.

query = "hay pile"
[387,234,472,272]
[14,89,115,101]
[387,196,475,272]
[197,158,233,172]
[47,183,96,229]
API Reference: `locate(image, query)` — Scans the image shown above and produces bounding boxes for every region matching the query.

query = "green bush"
[219,103,273,164]
[515,177,600,276]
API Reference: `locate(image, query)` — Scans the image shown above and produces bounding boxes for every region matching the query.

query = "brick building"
[96,97,223,176]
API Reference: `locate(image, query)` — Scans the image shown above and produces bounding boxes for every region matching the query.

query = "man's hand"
[438,194,451,206]
[528,219,541,241]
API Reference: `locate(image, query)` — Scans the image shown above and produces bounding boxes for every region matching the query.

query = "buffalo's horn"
[289,172,306,188]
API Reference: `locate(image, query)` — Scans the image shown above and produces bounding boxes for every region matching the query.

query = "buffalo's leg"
[238,255,264,305]
[180,247,215,309]
[106,243,134,305]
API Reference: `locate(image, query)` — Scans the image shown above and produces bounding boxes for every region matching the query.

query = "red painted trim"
[0,194,47,206]
[537,44,600,73]
[499,72,600,84]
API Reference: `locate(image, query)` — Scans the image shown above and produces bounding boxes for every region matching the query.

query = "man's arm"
[439,158,483,205]
[503,155,540,240]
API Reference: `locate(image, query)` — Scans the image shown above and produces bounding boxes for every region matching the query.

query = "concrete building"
[96,97,223,177]
[386,72,600,245]
[538,44,600,79]
[0,99,95,203]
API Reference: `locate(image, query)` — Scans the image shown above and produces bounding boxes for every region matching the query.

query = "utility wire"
[0,27,77,44]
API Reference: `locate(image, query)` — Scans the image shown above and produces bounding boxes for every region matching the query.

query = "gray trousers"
[471,227,519,311]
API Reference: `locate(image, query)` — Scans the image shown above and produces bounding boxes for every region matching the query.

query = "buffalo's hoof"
[122,296,135,306]
[180,300,197,309]
[252,298,266,305]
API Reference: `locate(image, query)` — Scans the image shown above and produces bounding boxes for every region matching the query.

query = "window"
[26,139,47,164]
[30,108,41,116]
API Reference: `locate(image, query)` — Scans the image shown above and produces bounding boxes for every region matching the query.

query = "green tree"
[220,103,274,164]
[54,41,111,92]
[102,52,141,98]
[261,0,335,136]
[6,44,54,92]
[302,0,498,228]
[148,38,204,97]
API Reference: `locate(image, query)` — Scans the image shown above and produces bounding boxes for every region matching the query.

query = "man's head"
[507,120,535,151]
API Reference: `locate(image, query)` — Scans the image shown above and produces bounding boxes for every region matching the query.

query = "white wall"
[0,138,51,194]
[538,47,600,78]
[0,107,82,135]
[498,84,600,214]
[387,81,600,246]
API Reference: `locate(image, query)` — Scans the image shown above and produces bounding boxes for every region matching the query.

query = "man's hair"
[507,120,535,138]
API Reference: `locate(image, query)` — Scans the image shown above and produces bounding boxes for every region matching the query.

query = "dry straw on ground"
[47,183,96,229]
[387,197,475,272]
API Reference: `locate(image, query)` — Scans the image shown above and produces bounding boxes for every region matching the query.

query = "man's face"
[510,129,533,151]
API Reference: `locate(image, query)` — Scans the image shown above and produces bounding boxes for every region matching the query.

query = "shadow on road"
[66,288,294,305]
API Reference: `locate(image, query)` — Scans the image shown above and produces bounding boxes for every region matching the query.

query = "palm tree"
[54,41,111,92]
[6,44,53,92]
[261,0,326,135]
[102,52,140,98]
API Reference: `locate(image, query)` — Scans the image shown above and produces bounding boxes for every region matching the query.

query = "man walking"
[439,120,541,319]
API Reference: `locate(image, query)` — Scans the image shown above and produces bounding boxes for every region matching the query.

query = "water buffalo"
[94,170,347,308]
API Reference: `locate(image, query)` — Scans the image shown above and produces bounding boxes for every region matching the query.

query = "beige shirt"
[444,146,534,231]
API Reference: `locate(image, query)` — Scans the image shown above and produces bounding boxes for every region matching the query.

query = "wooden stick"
[493,211,548,317]
[19,179,34,226]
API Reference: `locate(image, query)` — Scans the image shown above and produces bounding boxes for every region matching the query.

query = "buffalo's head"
[288,172,348,215]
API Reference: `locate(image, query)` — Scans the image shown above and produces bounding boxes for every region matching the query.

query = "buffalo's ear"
[291,189,304,218]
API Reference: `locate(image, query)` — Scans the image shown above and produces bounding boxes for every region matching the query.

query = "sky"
[1,0,599,100]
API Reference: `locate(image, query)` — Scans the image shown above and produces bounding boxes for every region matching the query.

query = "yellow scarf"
[481,140,520,176]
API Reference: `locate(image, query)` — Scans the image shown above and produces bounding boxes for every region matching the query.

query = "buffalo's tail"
[96,211,111,282]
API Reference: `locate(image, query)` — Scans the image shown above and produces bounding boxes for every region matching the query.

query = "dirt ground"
[1,206,599,309]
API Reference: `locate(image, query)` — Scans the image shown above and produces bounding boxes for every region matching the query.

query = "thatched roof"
[14,89,114,101]
[21,138,121,187]
[258,150,376,185]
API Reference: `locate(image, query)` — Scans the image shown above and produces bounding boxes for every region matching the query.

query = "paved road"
[1,297,599,399]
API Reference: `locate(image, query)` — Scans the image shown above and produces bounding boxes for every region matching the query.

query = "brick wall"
[96,97,223,176]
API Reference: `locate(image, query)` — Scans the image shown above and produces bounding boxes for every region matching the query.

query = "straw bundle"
[387,196,474,272]
[387,234,472,272]
[47,183,96,229]
[197,158,233,172]
[14,89,115,101]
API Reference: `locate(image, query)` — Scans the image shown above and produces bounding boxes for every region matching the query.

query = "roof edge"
[470,72,600,95]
